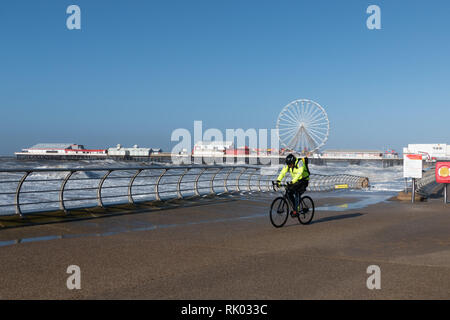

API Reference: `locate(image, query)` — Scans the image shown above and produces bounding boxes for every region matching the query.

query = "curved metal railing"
[416,165,439,197]
[0,165,369,217]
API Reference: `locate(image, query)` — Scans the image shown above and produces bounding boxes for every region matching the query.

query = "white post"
[411,178,415,203]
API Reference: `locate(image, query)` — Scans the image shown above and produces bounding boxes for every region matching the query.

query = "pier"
[15,152,403,167]
[159,154,403,167]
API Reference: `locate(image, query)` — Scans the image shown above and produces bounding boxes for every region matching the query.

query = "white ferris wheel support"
[276,99,330,155]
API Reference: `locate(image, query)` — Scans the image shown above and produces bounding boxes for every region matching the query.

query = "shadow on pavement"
[311,213,363,224]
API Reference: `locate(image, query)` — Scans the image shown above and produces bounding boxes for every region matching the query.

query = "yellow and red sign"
[436,162,450,183]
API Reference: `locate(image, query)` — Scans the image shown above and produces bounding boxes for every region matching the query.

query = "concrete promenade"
[0,193,449,299]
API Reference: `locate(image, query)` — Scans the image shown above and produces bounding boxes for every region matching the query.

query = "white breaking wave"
[309,163,404,192]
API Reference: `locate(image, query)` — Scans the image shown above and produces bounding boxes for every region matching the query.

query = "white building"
[150,148,162,154]
[16,143,76,155]
[108,144,151,157]
[15,143,107,156]
[193,141,233,156]
[403,144,450,160]
[321,149,384,159]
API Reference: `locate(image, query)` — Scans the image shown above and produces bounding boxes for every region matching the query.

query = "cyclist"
[276,154,310,217]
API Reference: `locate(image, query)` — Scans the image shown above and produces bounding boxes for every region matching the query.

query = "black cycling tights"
[287,180,309,210]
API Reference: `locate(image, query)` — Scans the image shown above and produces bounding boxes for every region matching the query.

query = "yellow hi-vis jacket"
[277,158,310,183]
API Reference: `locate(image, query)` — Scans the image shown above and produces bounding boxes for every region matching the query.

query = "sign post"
[445,184,448,204]
[435,162,450,204]
[403,154,423,203]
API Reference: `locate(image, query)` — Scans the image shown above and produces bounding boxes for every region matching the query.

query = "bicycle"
[269,181,315,228]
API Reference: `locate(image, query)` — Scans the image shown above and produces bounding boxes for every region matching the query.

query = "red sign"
[407,154,423,160]
[436,162,450,183]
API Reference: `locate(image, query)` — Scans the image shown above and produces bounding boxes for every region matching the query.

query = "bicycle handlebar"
[271,181,291,191]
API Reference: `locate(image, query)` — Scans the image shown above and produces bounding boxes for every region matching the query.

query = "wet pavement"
[0,191,393,247]
[0,191,449,299]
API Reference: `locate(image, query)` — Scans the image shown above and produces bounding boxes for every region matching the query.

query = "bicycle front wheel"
[270,197,289,228]
[298,196,315,225]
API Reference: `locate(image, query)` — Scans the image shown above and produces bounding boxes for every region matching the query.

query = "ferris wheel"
[276,99,329,154]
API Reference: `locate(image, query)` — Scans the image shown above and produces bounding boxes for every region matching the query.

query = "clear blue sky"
[1,0,449,155]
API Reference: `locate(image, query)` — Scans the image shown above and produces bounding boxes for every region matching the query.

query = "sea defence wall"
[415,164,444,197]
[396,164,445,201]
[0,165,369,217]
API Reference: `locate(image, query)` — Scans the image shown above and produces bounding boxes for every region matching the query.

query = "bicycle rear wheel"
[270,197,289,228]
[298,196,315,225]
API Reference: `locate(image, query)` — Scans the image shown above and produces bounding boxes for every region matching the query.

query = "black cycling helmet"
[285,154,296,166]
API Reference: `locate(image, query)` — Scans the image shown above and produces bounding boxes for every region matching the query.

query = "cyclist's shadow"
[284,212,363,227]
